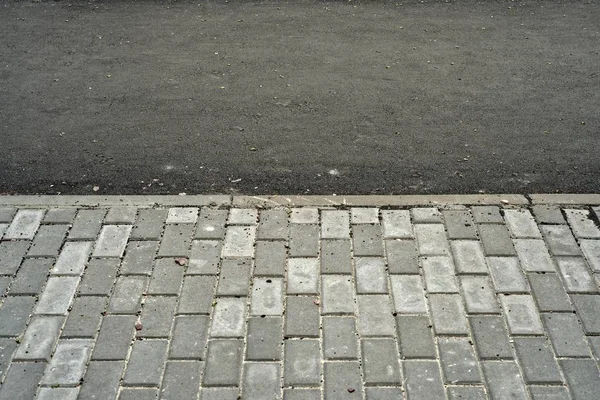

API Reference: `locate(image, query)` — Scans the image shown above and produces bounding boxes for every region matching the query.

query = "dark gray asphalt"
[1,0,598,195]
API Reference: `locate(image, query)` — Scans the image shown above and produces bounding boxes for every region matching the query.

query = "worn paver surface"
[0,198,600,399]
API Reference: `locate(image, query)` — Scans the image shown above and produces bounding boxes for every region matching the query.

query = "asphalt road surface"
[1,0,598,195]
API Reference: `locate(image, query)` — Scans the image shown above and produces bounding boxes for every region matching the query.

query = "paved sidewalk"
[0,197,600,399]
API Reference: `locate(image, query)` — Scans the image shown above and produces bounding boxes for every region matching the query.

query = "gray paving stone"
[1,222,10,238]
[160,360,202,400]
[148,258,184,295]
[565,209,600,239]
[514,239,556,272]
[0,241,30,275]
[482,361,528,400]
[178,275,216,314]
[351,207,379,224]
[357,295,396,337]
[196,209,228,240]
[589,336,600,363]
[532,205,566,225]
[285,296,319,337]
[362,339,402,384]
[353,225,384,256]
[403,360,446,400]
[61,296,106,338]
[284,339,321,386]
[411,207,442,223]
[228,208,258,225]
[487,257,529,293]
[471,206,503,224]
[580,239,600,272]
[0,296,36,336]
[429,294,468,335]
[131,208,167,240]
[390,275,427,313]
[443,210,478,240]
[284,388,321,400]
[3,209,45,240]
[560,359,600,400]
[556,257,597,293]
[222,225,256,258]
[203,339,243,386]
[381,210,413,239]
[217,259,252,296]
[255,241,287,276]
[450,241,488,274]
[188,240,222,274]
[571,294,600,333]
[78,258,119,296]
[469,316,513,359]
[68,209,106,240]
[396,315,436,359]
[478,224,516,256]
[108,276,147,314]
[355,257,388,293]
[504,209,542,238]
[257,209,288,240]
[541,225,581,256]
[322,210,350,239]
[41,339,92,385]
[527,272,573,312]
[322,275,355,314]
[0,276,10,296]
[246,317,283,361]
[0,338,17,379]
[251,278,283,316]
[364,387,403,400]
[500,294,544,335]
[27,224,69,256]
[415,224,449,256]
[92,315,136,360]
[78,361,123,400]
[446,386,486,400]
[120,241,159,275]
[0,361,46,400]
[123,339,168,386]
[287,258,319,294]
[137,296,177,338]
[242,362,281,400]
[438,337,482,384]
[210,297,246,338]
[385,239,419,274]
[289,224,319,257]
[119,388,159,400]
[323,361,363,400]
[528,386,571,400]
[199,387,239,400]
[104,206,138,224]
[36,387,79,400]
[422,256,458,293]
[10,258,52,295]
[170,315,209,359]
[323,316,358,360]
[35,276,79,315]
[290,208,319,224]
[41,209,78,225]
[513,337,562,383]
[51,241,92,276]
[14,316,63,361]
[0,207,16,223]
[166,207,198,224]
[460,275,500,313]
[542,313,591,357]
[158,224,194,257]
[321,239,352,274]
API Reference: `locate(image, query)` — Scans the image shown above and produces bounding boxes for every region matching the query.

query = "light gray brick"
[513,337,562,383]
[178,275,216,314]
[78,361,123,400]
[528,273,573,311]
[429,294,468,335]
[10,258,52,295]
[3,209,44,240]
[203,339,243,386]
[287,258,319,294]
[137,296,177,338]
[353,225,384,256]
[120,241,159,276]
[166,207,198,224]
[532,205,566,224]
[170,315,209,359]
[471,206,502,224]
[422,256,458,293]
[504,209,542,238]
[390,275,427,313]
[104,207,137,224]
[36,388,79,400]
[222,225,255,258]
[541,225,581,256]
[0,338,17,379]
[447,386,486,400]
[285,296,319,337]
[14,316,63,361]
[119,388,159,400]
[289,224,319,257]
[257,210,288,240]
[246,317,283,361]
[284,388,321,400]
[228,208,257,225]
[323,362,363,400]
[131,209,167,240]
[51,241,92,275]
[542,313,591,357]
[382,210,413,239]
[68,209,106,240]
[43,208,77,224]
[0,361,46,400]
[92,315,136,360]
[560,359,600,400]
[27,225,68,257]
[478,224,515,256]
[438,337,482,384]
[322,275,354,314]
[365,387,403,400]
[242,362,281,400]
[396,315,436,359]
[160,360,202,400]
[528,386,571,400]
[450,241,488,274]
[385,239,419,274]
[321,210,350,239]
[61,296,106,338]
[411,207,442,223]
[148,258,184,295]
[0,241,30,275]
[323,316,358,360]
[321,240,352,274]
[469,316,513,359]
[415,224,449,256]
[284,340,321,386]
[78,258,119,296]
[0,296,36,336]
[362,339,402,384]
[565,209,600,239]
[571,294,600,333]
[123,339,168,386]
[500,294,544,335]
[355,257,388,294]
[487,257,529,293]
[158,224,194,257]
[357,295,396,336]
[188,240,222,274]
[403,360,446,400]
[482,361,527,400]
[460,275,500,313]
[41,339,92,385]
[589,336,600,363]
[251,278,283,316]
[443,210,478,239]
[196,209,228,239]
[580,239,600,272]
[108,276,147,314]
[255,241,287,276]
[290,208,318,224]
[514,239,555,272]
[0,277,9,296]
[35,276,79,315]
[556,257,596,293]
[217,259,252,296]
[351,208,379,224]
[210,297,246,338]
[0,207,16,223]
